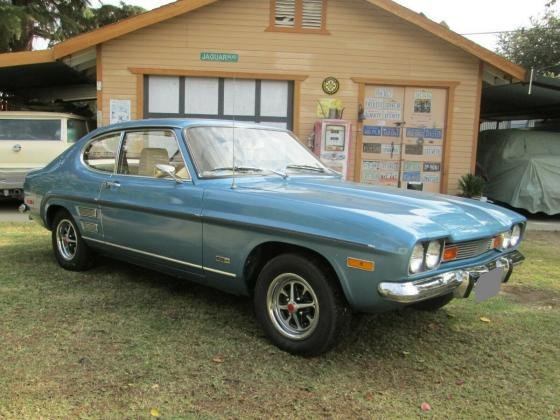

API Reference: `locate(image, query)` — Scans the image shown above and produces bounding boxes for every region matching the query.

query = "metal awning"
[0,61,91,91]
[481,75,560,121]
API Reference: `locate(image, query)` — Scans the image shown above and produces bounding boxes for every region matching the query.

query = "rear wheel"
[51,210,93,271]
[254,253,351,356]
[410,292,454,311]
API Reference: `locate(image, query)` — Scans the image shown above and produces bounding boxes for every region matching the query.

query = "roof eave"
[0,49,54,68]
[52,0,219,59]
[0,0,526,82]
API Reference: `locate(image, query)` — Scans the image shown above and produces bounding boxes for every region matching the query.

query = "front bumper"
[378,250,525,304]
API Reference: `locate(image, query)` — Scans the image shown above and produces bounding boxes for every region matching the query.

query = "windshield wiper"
[208,166,289,179]
[286,164,326,173]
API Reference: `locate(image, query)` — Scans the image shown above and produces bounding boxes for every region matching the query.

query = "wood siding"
[100,0,480,194]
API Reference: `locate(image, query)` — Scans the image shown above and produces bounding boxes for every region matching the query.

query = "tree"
[497,5,560,76]
[84,2,145,28]
[0,1,145,53]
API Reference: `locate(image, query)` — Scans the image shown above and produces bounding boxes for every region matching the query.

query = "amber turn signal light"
[442,246,458,262]
[347,257,375,272]
[492,236,503,249]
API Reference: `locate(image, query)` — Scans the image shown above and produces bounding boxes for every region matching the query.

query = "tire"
[410,292,454,311]
[254,253,352,357]
[51,210,93,271]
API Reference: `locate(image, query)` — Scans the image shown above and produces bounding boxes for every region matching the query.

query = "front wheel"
[51,210,93,271]
[254,253,351,356]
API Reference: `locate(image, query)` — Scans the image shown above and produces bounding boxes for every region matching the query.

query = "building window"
[269,0,327,33]
[145,76,294,130]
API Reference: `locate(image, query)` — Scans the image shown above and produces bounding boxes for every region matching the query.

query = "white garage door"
[145,76,294,130]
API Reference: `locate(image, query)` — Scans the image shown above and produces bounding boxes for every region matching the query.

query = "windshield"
[184,126,330,178]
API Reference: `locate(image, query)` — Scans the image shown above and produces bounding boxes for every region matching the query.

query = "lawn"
[0,223,559,418]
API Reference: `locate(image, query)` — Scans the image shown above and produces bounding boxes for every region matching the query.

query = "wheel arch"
[45,203,70,230]
[243,241,346,299]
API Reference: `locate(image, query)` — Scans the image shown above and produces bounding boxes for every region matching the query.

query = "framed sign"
[110,99,131,124]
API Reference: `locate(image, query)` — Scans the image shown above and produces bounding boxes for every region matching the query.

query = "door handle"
[103,181,121,189]
[13,144,22,152]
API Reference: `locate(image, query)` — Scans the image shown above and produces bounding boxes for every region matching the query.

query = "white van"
[0,111,91,199]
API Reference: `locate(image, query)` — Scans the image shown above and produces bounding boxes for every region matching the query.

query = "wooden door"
[359,85,447,193]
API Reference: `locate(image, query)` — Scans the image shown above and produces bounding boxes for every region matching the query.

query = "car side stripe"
[82,236,237,278]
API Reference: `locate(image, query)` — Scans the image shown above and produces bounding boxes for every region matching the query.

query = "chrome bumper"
[378,250,525,304]
[0,171,26,190]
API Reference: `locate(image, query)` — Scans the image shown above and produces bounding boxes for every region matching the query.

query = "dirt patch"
[502,284,560,307]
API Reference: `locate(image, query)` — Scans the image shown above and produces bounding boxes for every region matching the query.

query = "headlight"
[510,224,521,247]
[501,230,512,249]
[425,240,442,269]
[409,243,425,274]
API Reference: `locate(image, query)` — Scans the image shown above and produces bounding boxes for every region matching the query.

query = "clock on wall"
[322,77,340,95]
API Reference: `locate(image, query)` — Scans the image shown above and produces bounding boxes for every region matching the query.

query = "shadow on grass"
[4,243,486,362]
[83,254,466,359]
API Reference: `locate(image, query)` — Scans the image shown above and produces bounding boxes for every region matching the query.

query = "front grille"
[445,238,494,260]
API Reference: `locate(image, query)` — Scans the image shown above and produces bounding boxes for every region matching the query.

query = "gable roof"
[366,0,525,80]
[0,0,526,80]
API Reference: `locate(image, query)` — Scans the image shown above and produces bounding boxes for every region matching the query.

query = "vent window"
[275,0,296,27]
[270,0,327,33]
[302,0,323,29]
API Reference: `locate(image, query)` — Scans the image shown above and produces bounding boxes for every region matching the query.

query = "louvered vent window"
[275,0,295,27]
[302,0,323,29]
[270,0,327,32]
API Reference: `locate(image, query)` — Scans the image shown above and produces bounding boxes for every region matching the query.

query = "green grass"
[0,223,559,418]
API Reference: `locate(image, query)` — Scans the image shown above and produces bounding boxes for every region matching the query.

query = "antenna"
[231,77,237,189]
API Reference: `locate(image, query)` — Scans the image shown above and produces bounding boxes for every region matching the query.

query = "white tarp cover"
[477,129,560,215]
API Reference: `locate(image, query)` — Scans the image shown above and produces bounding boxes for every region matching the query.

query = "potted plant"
[458,173,486,199]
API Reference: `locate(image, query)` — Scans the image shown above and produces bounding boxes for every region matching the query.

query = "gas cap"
[13,144,22,152]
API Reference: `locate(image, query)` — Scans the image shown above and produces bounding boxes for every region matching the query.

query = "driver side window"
[117,130,190,180]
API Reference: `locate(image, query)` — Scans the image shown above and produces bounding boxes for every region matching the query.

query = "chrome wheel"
[56,219,78,261]
[267,273,319,340]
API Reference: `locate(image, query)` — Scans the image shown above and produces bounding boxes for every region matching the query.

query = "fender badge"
[216,256,231,264]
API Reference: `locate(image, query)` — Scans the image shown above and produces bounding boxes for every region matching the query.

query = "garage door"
[144,76,294,130]
[359,85,447,193]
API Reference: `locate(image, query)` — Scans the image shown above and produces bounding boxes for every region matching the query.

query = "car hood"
[228,176,525,243]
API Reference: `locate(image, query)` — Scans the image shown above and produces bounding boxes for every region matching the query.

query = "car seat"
[138,148,169,177]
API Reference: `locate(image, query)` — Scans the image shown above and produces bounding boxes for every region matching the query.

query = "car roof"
[0,111,87,119]
[93,118,286,136]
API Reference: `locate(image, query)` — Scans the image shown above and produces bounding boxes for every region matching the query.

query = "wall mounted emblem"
[322,77,340,95]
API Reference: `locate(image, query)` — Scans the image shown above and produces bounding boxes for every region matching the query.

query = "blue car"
[22,119,526,356]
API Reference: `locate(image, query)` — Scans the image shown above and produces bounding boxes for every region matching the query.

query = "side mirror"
[156,164,183,183]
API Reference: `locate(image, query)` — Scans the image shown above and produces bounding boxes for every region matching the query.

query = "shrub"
[458,173,486,198]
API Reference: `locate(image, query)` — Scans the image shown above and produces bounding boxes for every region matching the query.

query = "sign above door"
[200,52,239,63]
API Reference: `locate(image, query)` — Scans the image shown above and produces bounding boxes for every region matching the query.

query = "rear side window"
[0,119,61,141]
[67,119,89,144]
[83,133,120,173]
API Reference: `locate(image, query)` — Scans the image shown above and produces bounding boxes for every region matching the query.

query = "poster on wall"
[110,99,131,124]
[408,89,434,125]
[363,87,402,121]
[361,160,380,183]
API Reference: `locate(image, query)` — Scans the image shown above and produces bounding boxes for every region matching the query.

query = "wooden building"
[0,0,526,194]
